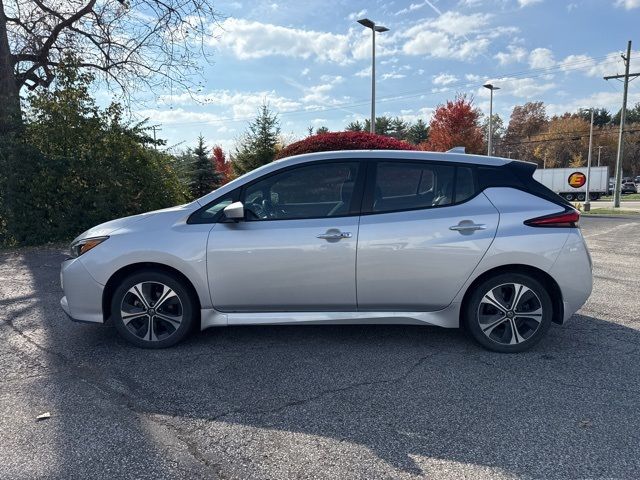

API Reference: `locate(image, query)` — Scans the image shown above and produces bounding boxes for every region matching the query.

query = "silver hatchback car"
[60,150,592,352]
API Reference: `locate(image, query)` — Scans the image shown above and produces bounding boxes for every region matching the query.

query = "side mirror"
[223,201,245,221]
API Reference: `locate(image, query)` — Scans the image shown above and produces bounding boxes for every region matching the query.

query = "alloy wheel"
[477,282,544,346]
[120,281,183,342]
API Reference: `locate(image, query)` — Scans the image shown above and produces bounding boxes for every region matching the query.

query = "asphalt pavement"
[1,216,640,479]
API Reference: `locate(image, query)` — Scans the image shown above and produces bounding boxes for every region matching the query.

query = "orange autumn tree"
[422,94,484,154]
[212,145,233,185]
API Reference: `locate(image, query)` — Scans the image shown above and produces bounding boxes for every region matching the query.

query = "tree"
[531,116,591,168]
[316,126,330,134]
[345,120,364,132]
[423,94,484,154]
[276,131,416,160]
[405,119,429,145]
[1,61,186,244]
[364,116,393,136]
[233,103,281,175]
[190,135,220,198]
[612,102,640,125]
[0,0,220,133]
[212,145,232,186]
[577,108,612,127]
[481,114,505,154]
[389,117,409,140]
[503,102,548,159]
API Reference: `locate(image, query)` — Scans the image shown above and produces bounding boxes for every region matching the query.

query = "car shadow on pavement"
[9,248,640,478]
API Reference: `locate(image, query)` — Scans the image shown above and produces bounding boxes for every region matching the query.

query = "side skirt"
[200,303,461,330]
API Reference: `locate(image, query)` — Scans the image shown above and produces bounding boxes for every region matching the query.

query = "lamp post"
[358,18,389,134]
[483,84,500,156]
[584,108,595,212]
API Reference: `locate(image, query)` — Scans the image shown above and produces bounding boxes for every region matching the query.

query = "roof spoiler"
[447,146,466,153]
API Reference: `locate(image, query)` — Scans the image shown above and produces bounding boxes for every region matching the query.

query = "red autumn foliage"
[275,131,417,159]
[421,94,484,154]
[212,145,232,185]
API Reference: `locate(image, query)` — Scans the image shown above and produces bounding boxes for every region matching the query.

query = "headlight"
[70,236,109,258]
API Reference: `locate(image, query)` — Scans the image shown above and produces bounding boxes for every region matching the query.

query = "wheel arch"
[460,264,564,327]
[102,262,202,323]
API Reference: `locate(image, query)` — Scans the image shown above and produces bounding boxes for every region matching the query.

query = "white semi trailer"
[533,166,609,201]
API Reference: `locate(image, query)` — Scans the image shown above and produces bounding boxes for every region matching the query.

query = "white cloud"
[529,47,555,68]
[157,90,302,118]
[395,1,428,15]
[211,18,353,64]
[400,12,497,60]
[615,0,640,9]
[347,9,367,20]
[465,73,482,82]
[381,73,407,80]
[494,45,528,65]
[518,0,543,7]
[433,73,459,85]
[479,77,556,98]
[300,68,310,76]
[355,66,371,77]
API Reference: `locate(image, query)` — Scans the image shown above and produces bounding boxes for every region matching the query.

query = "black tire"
[576,193,586,201]
[564,193,575,201]
[111,269,196,348]
[464,273,553,353]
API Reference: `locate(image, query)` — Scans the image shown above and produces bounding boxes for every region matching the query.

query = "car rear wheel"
[111,270,196,348]
[464,273,553,353]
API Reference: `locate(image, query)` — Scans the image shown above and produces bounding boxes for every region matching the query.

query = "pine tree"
[406,119,429,145]
[233,104,281,175]
[190,135,220,198]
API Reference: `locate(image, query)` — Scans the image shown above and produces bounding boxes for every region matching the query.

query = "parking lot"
[1,215,639,479]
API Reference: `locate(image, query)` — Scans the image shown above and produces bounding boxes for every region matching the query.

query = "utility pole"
[584,108,594,212]
[604,41,640,208]
[151,125,162,149]
[597,146,603,167]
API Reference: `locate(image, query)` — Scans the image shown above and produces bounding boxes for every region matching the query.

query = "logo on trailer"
[568,172,586,188]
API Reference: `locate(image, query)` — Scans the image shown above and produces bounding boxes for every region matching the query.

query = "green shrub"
[0,62,188,246]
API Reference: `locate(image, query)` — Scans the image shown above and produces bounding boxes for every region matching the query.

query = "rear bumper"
[550,229,593,323]
[60,258,105,324]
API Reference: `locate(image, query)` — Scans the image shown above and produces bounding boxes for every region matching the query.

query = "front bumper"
[60,257,105,323]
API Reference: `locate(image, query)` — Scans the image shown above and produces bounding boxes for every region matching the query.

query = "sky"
[131,0,640,152]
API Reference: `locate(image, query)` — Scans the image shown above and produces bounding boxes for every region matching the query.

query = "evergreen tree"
[389,117,409,140]
[233,104,281,175]
[345,120,364,132]
[316,126,330,134]
[406,119,429,145]
[190,135,220,198]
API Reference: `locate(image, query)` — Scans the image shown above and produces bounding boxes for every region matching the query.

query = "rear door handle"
[449,223,487,232]
[316,231,352,240]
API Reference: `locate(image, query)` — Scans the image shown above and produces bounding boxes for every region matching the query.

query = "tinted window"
[373,162,455,213]
[243,162,360,220]
[455,167,475,203]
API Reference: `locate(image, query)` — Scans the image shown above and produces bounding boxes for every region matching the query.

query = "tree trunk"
[0,0,22,134]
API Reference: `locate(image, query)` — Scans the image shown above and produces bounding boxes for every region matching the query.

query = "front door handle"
[449,223,487,232]
[316,231,352,240]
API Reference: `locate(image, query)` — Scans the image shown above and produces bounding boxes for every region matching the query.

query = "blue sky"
[133,0,640,152]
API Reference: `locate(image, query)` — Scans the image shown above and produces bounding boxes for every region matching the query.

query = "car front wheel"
[111,270,196,348]
[464,273,553,353]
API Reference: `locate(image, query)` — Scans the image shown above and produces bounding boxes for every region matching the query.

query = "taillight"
[524,208,580,228]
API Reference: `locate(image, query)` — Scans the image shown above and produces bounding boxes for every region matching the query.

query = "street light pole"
[483,84,500,156]
[584,108,594,212]
[358,18,389,134]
